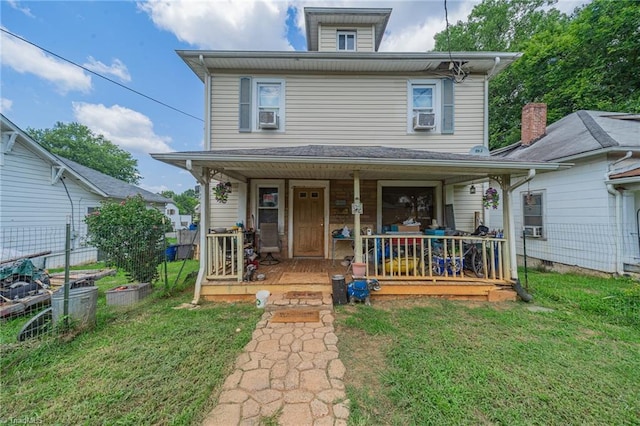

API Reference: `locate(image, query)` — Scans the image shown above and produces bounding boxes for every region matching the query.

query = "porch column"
[502,174,515,281]
[353,170,362,263]
[192,168,211,304]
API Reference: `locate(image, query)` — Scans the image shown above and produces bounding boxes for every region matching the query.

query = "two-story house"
[152,7,563,303]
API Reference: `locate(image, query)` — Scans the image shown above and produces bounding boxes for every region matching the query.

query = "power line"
[1,28,203,122]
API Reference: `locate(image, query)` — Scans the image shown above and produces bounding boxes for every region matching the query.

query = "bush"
[85,195,171,283]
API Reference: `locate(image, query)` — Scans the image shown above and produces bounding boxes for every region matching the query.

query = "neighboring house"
[165,202,192,230]
[152,7,564,302]
[0,114,171,267]
[489,104,640,275]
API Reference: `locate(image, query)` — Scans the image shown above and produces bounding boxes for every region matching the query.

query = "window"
[337,31,356,51]
[407,79,454,134]
[523,192,543,237]
[239,78,286,132]
[381,186,435,232]
[258,187,280,227]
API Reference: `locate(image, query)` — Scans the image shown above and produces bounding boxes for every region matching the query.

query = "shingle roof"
[56,156,171,205]
[493,110,640,162]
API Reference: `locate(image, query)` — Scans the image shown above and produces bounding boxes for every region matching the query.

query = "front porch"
[199,232,517,302]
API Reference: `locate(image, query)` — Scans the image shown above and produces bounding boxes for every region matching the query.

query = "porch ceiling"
[151,145,567,184]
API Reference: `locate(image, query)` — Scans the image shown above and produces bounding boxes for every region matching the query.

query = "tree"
[28,122,140,184]
[85,195,171,283]
[159,189,198,216]
[433,0,640,149]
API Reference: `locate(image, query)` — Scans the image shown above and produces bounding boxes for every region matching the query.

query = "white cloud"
[139,183,171,194]
[138,0,293,50]
[0,27,92,93]
[72,102,173,153]
[7,0,34,18]
[0,98,13,113]
[83,57,132,83]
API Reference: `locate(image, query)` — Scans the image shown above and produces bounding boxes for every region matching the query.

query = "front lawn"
[337,271,640,425]
[0,260,262,425]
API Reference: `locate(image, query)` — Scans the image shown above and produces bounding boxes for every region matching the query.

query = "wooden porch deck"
[199,258,517,303]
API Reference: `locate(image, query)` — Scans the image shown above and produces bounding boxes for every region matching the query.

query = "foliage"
[27,122,140,184]
[433,0,640,149]
[482,187,500,209]
[84,195,171,283]
[214,182,232,204]
[160,189,198,216]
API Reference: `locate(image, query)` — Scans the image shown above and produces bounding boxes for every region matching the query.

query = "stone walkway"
[203,292,349,426]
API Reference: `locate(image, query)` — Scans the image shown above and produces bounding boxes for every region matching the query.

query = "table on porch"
[331,236,354,266]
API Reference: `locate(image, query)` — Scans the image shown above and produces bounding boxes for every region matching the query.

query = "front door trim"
[288,180,330,258]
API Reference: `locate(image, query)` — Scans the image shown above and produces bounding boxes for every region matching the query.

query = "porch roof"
[151,145,566,184]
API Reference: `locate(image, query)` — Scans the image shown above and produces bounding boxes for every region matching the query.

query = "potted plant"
[214,182,232,204]
[483,187,500,209]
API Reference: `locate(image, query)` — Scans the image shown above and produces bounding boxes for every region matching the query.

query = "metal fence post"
[63,220,71,326]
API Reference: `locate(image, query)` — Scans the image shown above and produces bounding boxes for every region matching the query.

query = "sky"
[0,0,588,195]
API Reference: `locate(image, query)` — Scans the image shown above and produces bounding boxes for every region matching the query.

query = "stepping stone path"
[203,293,349,426]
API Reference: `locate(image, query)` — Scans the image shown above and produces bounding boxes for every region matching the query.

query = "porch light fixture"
[469,184,476,195]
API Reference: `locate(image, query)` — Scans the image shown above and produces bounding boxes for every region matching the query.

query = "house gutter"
[505,169,536,301]
[605,151,632,275]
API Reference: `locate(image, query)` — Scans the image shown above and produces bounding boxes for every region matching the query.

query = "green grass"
[1,260,262,425]
[337,271,640,425]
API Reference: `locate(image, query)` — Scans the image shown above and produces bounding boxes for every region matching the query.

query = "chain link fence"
[1,224,173,343]
[519,222,639,275]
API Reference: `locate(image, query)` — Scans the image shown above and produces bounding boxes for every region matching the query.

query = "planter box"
[106,283,152,306]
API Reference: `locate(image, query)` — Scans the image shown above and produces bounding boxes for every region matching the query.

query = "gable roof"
[1,114,170,205]
[304,7,392,52]
[55,156,170,204]
[492,110,640,162]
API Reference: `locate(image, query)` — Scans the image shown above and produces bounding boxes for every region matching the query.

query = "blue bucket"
[165,245,177,261]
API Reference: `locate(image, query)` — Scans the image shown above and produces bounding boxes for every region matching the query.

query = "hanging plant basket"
[483,187,500,209]
[214,182,232,204]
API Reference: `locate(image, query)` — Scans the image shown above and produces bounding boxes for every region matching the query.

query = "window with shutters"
[406,79,454,134]
[238,77,286,132]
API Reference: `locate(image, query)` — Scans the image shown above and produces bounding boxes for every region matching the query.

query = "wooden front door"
[293,187,324,257]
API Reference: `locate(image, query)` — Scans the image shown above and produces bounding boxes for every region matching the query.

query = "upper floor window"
[337,31,356,51]
[407,79,455,134]
[239,77,286,132]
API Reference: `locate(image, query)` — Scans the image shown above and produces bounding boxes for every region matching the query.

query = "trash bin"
[331,274,348,305]
[51,286,98,327]
[165,245,178,261]
[256,290,270,309]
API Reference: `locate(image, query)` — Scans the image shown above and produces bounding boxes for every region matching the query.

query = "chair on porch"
[259,223,281,265]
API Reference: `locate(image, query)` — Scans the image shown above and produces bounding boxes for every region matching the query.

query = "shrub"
[85,195,171,283]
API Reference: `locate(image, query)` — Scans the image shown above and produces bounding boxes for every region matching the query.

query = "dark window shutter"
[239,77,251,132]
[441,78,454,134]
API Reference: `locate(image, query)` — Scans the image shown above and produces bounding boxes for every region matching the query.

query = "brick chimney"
[521,103,547,146]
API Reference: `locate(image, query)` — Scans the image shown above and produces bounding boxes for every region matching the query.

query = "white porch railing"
[359,234,507,282]
[206,231,244,281]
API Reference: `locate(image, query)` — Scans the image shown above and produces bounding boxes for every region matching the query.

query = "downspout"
[505,169,535,302]
[484,57,500,149]
[605,151,631,275]
[192,55,212,305]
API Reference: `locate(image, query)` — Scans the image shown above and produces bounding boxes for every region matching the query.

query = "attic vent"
[413,111,436,130]
[259,109,278,129]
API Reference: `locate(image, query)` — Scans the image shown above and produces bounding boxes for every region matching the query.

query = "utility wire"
[1,28,203,122]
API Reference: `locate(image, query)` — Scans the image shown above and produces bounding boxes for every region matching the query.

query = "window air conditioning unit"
[258,110,279,129]
[413,111,436,130]
[523,225,543,237]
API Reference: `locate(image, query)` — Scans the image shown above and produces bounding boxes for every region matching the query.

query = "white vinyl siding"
[453,186,483,232]
[209,182,242,229]
[319,25,374,52]
[0,141,103,267]
[503,157,618,272]
[209,74,484,152]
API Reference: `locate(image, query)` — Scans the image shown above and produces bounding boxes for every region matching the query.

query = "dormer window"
[337,30,356,51]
